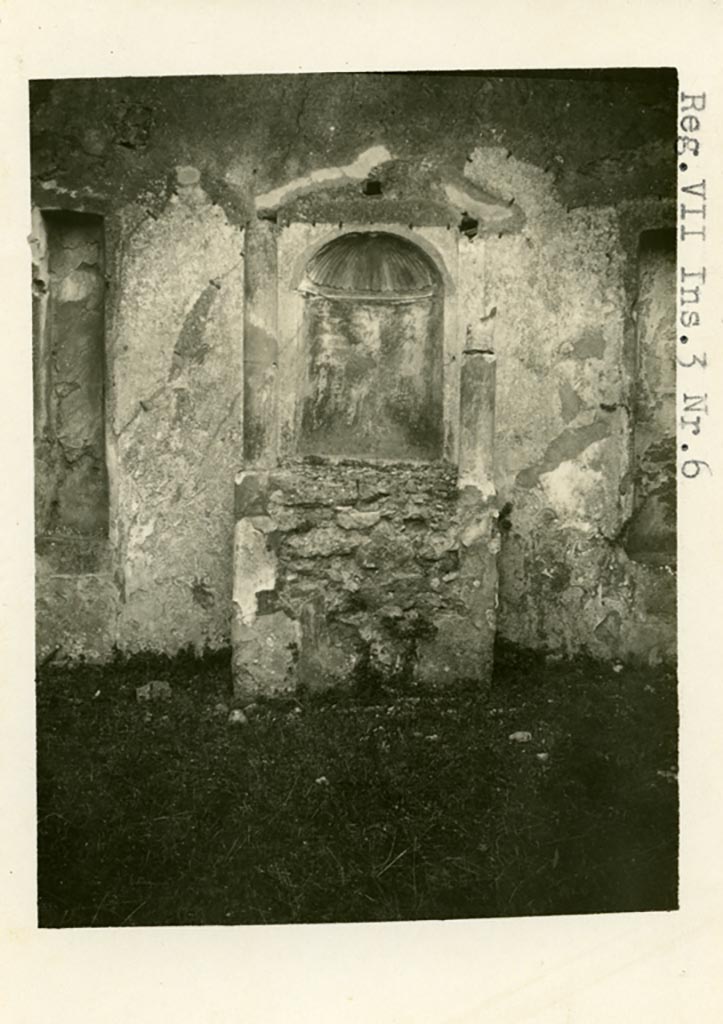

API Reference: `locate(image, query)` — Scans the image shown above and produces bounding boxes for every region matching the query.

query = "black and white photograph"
[32,66,679,927]
[2,1,722,1021]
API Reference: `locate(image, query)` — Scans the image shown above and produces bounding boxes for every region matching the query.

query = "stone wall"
[30,71,677,668]
[233,461,498,695]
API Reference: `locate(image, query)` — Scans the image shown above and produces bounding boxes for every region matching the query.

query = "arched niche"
[296,231,444,461]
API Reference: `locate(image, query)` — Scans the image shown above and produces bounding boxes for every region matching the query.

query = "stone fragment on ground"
[136,680,173,702]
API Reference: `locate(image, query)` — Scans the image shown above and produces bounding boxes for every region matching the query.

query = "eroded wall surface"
[468,151,676,664]
[233,462,498,695]
[30,72,677,667]
[111,182,244,654]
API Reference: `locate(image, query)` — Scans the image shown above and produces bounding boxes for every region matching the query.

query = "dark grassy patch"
[36,642,678,927]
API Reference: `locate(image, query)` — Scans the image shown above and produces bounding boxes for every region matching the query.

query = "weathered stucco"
[468,147,675,663]
[34,172,244,659]
[111,178,244,654]
[31,71,677,672]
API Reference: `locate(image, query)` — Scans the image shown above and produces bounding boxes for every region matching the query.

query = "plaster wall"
[465,149,675,663]
[34,177,245,659]
[30,72,677,668]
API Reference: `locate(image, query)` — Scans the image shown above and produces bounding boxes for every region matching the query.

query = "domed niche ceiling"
[298,232,444,460]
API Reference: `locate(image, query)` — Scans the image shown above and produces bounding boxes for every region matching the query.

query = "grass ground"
[36,642,678,927]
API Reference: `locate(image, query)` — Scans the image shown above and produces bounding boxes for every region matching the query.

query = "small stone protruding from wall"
[175,165,202,188]
[174,166,206,205]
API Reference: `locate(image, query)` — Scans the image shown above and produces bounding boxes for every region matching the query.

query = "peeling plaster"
[32,76,676,668]
[232,518,277,625]
[516,419,611,489]
[254,145,394,212]
[538,447,606,533]
[38,178,106,201]
[443,182,521,233]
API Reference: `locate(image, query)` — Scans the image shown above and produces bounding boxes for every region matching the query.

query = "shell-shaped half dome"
[302,232,439,299]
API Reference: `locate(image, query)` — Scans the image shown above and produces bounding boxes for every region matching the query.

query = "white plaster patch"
[457,475,496,500]
[247,515,277,533]
[57,268,98,303]
[132,517,157,547]
[232,519,276,625]
[38,178,105,200]
[539,441,610,532]
[255,145,394,211]
[29,208,49,265]
[458,240,490,348]
[459,519,490,548]
[488,534,502,555]
[443,183,514,227]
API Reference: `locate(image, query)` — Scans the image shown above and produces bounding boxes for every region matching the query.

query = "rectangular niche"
[34,210,109,570]
[625,228,676,565]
